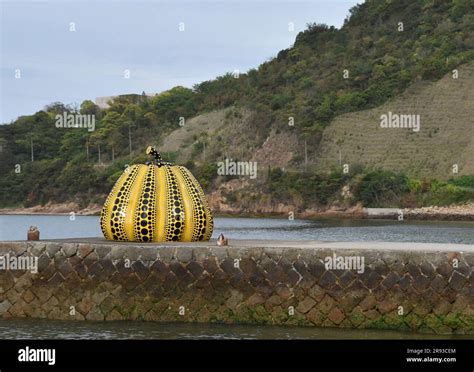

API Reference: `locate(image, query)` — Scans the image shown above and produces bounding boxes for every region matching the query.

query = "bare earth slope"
[160,107,299,169]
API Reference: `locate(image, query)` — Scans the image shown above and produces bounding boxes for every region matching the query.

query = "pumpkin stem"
[146,146,173,167]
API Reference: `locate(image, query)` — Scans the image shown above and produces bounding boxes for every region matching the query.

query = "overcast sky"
[0,0,360,123]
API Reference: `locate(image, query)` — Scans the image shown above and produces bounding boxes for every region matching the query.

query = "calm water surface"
[1,215,474,243]
[0,319,471,340]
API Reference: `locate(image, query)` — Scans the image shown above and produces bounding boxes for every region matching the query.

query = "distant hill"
[1,0,474,210]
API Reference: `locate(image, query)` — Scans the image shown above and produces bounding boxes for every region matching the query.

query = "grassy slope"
[313,62,474,178]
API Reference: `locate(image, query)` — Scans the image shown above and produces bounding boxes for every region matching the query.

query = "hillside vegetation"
[0,0,473,212]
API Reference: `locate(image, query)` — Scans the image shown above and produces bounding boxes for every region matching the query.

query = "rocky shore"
[0,202,102,216]
[401,203,474,221]
[1,201,473,221]
[208,194,474,221]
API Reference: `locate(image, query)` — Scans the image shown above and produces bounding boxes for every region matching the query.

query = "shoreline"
[1,202,474,221]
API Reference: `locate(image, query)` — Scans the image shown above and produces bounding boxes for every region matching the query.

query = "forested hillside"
[1,0,473,211]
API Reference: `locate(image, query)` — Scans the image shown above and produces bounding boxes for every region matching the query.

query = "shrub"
[428,182,474,206]
[354,170,409,207]
[448,175,474,188]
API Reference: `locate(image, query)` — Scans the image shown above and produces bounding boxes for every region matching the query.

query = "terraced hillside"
[314,62,474,179]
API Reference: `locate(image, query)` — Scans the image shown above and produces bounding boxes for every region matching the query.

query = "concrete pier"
[0,239,472,334]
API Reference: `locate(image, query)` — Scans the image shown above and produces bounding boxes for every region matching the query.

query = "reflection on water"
[0,319,471,340]
[0,215,474,243]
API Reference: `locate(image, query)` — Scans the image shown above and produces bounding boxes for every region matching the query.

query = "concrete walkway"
[9,237,474,253]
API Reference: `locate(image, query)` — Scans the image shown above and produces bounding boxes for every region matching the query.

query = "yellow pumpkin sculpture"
[100,146,213,242]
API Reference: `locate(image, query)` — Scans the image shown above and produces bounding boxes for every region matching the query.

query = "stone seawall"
[0,239,472,334]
